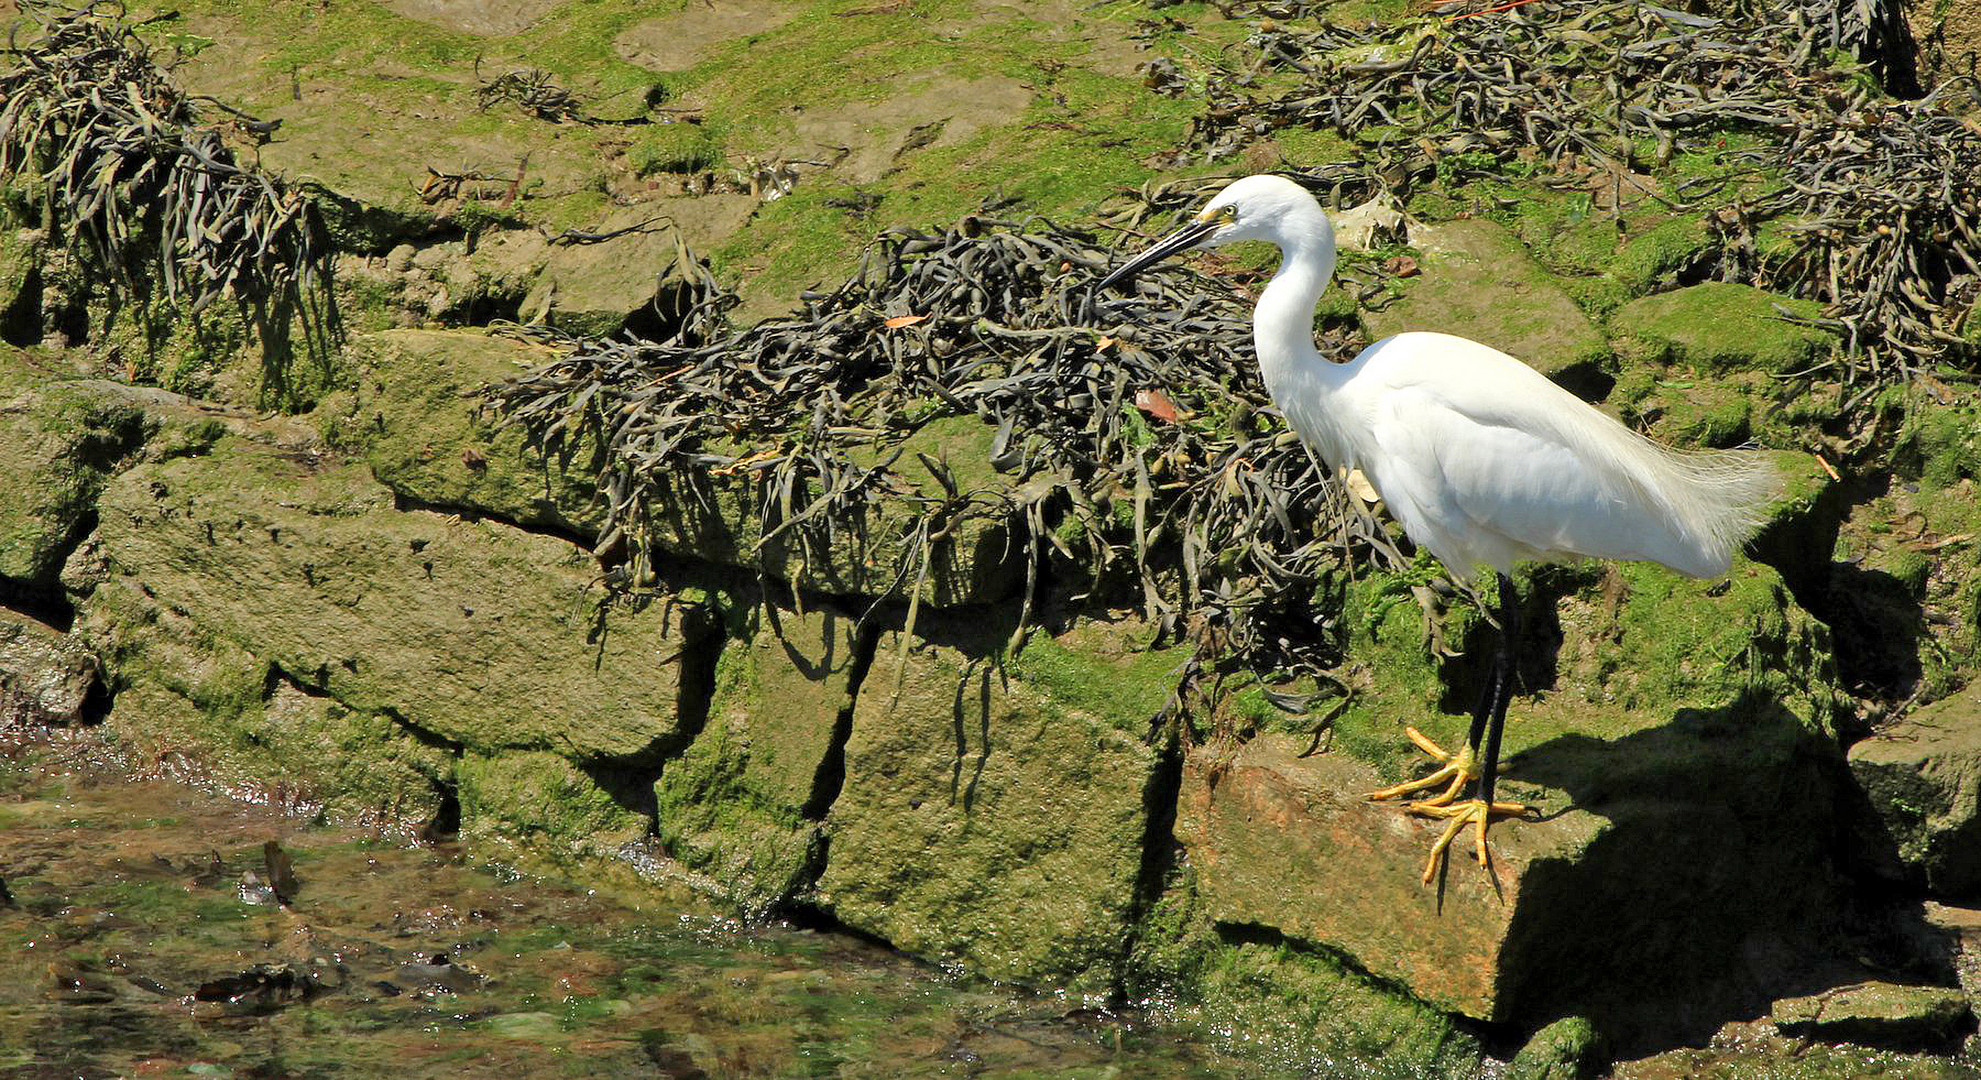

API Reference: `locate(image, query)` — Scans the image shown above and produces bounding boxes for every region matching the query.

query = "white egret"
[1097,175,1780,884]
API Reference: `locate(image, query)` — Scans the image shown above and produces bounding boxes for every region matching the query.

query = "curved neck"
[1252,232,1337,391]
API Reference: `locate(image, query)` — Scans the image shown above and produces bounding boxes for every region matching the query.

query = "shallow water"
[0,729,1241,1079]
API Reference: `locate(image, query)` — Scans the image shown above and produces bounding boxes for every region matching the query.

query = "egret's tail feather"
[1641,442,1783,577]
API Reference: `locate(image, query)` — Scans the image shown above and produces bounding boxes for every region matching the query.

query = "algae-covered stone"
[1174,733,1596,1020]
[0,222,43,343]
[1363,219,1608,390]
[1611,283,1830,375]
[1508,1016,1605,1080]
[815,616,1176,990]
[0,607,96,725]
[1184,557,1843,1040]
[498,216,721,338]
[79,434,709,762]
[654,604,865,912]
[0,363,149,585]
[1771,982,1972,1049]
[1849,686,1981,897]
[458,749,655,863]
[326,329,602,534]
[1178,713,1846,1037]
[1748,449,1843,598]
[69,543,450,824]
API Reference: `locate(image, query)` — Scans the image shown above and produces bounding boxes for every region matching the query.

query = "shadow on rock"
[1498,689,1949,1054]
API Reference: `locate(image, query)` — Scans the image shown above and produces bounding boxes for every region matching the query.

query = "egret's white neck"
[1252,222,1339,394]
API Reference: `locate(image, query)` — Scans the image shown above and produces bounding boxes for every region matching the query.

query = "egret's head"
[1097,174,1328,290]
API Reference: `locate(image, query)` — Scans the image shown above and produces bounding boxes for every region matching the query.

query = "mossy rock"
[813,614,1178,990]
[1897,397,1981,490]
[0,360,150,586]
[1848,685,1981,897]
[1610,283,1831,375]
[1508,1016,1606,1080]
[1187,555,1844,1040]
[457,748,656,864]
[1126,870,1485,1078]
[81,590,449,825]
[0,219,44,344]
[1363,219,1609,392]
[0,606,98,725]
[1770,982,1973,1050]
[322,329,603,535]
[653,603,864,913]
[77,433,711,763]
[1747,449,1845,599]
[1610,215,1712,294]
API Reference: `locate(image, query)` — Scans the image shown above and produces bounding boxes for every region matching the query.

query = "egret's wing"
[1357,334,1761,576]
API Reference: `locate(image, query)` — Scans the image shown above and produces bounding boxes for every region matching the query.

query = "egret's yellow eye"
[1220,205,1239,222]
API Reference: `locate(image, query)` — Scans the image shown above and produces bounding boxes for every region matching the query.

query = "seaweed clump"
[0,1,336,393]
[1190,0,1981,386]
[488,213,1408,701]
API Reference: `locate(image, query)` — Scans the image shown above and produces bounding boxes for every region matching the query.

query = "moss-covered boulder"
[323,329,602,534]
[0,360,149,587]
[1364,219,1609,391]
[814,616,1179,991]
[76,601,451,825]
[458,748,657,863]
[1849,687,1981,898]
[1130,882,1486,1077]
[0,219,44,344]
[74,434,710,763]
[1610,283,1831,375]
[1508,1016,1606,1080]
[1177,556,1845,1042]
[653,603,866,913]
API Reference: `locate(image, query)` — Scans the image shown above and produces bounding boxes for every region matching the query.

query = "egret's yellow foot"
[1404,797,1536,883]
[1366,726,1476,808]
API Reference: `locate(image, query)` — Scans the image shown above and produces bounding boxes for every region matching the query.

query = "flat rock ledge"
[1771,982,1974,1050]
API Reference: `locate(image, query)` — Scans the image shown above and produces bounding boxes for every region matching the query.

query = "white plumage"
[1099,173,1780,883]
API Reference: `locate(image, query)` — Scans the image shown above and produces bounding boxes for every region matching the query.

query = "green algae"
[817,623,1160,992]
[1126,864,1484,1080]
[651,602,861,913]
[0,371,150,586]
[1610,283,1831,376]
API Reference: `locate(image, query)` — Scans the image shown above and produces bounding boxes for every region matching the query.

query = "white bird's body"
[1099,173,1780,884]
[1279,330,1773,577]
[1217,174,1776,580]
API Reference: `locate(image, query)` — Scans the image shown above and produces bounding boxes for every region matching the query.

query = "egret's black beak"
[1096,216,1221,290]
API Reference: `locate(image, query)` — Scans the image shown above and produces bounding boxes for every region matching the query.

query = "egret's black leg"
[1474,572,1521,810]
[1393,572,1536,886]
[1367,573,1521,807]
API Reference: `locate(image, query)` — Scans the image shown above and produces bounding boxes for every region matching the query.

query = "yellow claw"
[1405,798,1536,884]
[1366,726,1477,808]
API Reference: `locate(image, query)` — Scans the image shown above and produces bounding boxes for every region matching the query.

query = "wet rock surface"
[0,608,96,725]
